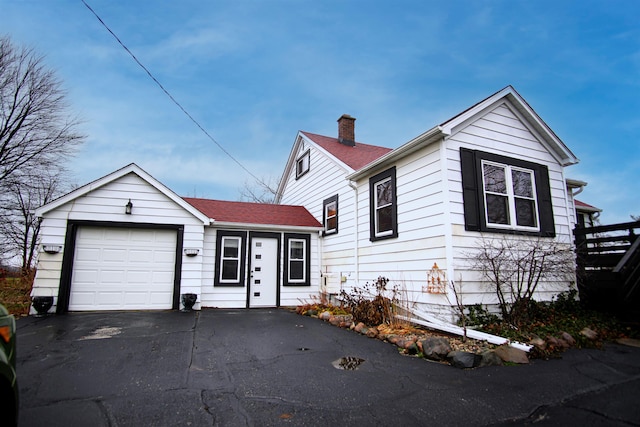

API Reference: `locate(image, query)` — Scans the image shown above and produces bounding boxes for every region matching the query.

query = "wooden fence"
[574,220,640,316]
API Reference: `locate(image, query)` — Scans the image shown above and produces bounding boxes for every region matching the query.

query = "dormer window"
[296,150,310,179]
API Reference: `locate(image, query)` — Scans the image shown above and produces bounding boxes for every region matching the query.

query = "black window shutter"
[536,165,556,237]
[460,148,481,231]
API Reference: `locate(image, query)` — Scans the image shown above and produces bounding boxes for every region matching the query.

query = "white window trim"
[374,176,393,237]
[325,200,337,233]
[287,238,306,283]
[481,160,540,232]
[219,236,242,283]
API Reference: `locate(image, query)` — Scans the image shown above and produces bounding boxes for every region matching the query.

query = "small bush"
[340,277,403,326]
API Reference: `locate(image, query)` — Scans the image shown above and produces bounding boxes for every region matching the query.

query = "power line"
[80,0,262,184]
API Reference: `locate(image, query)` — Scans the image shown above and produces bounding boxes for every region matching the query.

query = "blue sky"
[1,0,639,223]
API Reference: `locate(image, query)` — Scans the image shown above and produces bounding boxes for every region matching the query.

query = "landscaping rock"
[545,335,559,350]
[479,350,503,367]
[580,327,598,340]
[319,311,331,321]
[365,327,379,338]
[420,337,452,361]
[559,331,576,347]
[405,343,419,355]
[329,316,341,326]
[354,322,367,334]
[386,334,401,345]
[306,309,317,316]
[529,337,547,351]
[447,351,481,369]
[494,345,529,364]
[329,314,353,328]
[396,337,417,350]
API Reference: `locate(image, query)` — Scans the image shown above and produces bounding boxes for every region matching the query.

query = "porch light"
[125,199,133,215]
[184,248,199,257]
[42,244,62,254]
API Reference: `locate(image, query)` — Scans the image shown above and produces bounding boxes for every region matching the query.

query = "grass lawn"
[0,275,33,317]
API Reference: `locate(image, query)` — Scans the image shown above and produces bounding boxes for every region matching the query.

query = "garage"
[68,226,179,311]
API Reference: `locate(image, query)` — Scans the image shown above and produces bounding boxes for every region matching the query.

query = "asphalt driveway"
[16,309,640,426]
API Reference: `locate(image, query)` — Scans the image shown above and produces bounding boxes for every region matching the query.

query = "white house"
[276,86,580,320]
[31,164,323,314]
[32,85,582,321]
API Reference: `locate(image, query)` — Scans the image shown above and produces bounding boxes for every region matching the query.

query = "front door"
[249,236,279,307]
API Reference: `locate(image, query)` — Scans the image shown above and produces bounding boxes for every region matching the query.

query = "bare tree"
[0,170,64,272]
[0,36,84,191]
[469,236,575,325]
[238,175,280,204]
[0,35,83,270]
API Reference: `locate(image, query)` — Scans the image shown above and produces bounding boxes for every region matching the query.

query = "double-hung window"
[323,194,338,235]
[284,233,310,286]
[214,231,247,286]
[220,236,241,282]
[482,161,538,230]
[460,148,555,237]
[369,167,398,241]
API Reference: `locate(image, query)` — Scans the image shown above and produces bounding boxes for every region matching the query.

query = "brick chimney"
[337,114,356,146]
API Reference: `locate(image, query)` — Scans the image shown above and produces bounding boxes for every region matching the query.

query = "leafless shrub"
[469,236,575,326]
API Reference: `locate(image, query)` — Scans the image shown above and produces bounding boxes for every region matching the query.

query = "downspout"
[348,180,359,288]
[438,137,455,294]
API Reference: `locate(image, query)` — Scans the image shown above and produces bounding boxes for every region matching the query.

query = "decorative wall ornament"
[425,262,447,294]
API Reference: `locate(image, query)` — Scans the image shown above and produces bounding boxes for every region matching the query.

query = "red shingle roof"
[183,197,322,228]
[574,199,602,212]
[301,131,392,171]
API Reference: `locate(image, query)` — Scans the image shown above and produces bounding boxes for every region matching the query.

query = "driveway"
[16,309,640,426]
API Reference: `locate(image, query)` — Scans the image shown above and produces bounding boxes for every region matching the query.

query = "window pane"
[326,202,337,218]
[289,260,304,280]
[515,198,537,227]
[221,260,239,280]
[223,238,239,258]
[377,180,392,206]
[484,164,507,194]
[326,216,337,231]
[290,240,304,260]
[297,152,309,176]
[377,205,393,232]
[486,194,509,224]
[512,170,533,197]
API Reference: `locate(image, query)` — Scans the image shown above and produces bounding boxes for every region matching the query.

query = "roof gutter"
[209,220,323,233]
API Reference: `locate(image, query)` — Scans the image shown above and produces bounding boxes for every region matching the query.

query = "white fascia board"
[275,132,354,202]
[441,86,579,167]
[346,126,445,181]
[34,163,210,225]
[209,220,323,233]
[275,132,304,203]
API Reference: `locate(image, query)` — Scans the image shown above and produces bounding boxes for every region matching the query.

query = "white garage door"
[69,227,177,311]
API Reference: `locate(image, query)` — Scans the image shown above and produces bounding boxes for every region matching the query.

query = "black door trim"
[57,220,184,314]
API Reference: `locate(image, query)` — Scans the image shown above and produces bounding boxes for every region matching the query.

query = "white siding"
[349,141,449,307]
[277,101,576,321]
[443,103,575,306]
[32,172,206,311]
[279,139,358,293]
